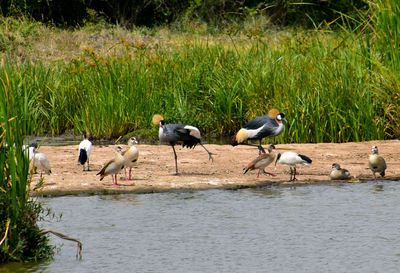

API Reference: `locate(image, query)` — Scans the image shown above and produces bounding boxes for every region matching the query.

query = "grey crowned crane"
[368,145,387,184]
[231,109,287,154]
[97,146,125,187]
[243,144,277,178]
[122,137,139,180]
[275,151,312,182]
[329,163,351,180]
[153,115,213,175]
[78,130,93,171]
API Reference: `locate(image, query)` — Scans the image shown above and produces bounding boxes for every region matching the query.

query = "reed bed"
[0,69,53,262]
[2,8,400,144]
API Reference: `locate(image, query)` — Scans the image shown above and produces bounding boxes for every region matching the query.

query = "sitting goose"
[329,163,351,180]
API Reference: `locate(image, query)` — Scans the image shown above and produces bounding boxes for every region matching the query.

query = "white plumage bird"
[122,137,139,180]
[78,130,92,171]
[27,143,51,178]
[275,151,312,182]
[153,114,213,175]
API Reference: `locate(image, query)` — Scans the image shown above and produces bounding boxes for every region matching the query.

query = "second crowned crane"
[153,115,213,175]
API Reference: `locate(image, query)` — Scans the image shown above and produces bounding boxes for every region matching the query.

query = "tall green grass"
[2,6,400,143]
[0,69,53,262]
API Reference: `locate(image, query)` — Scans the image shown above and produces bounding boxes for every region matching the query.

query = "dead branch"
[41,229,83,260]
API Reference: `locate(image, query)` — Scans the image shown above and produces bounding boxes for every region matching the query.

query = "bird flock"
[24,109,389,187]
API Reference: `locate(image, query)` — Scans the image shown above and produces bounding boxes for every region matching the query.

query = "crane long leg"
[289,167,293,182]
[293,167,297,182]
[239,143,265,154]
[199,143,214,162]
[171,145,179,175]
[258,140,266,154]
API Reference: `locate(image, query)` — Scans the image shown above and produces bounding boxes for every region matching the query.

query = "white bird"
[275,151,312,182]
[28,143,51,178]
[153,114,213,175]
[243,144,277,178]
[97,146,125,187]
[78,130,92,171]
[368,145,386,184]
[329,163,351,180]
[231,109,287,154]
[122,137,139,180]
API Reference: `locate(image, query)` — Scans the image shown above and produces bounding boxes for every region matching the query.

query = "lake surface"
[2,181,400,273]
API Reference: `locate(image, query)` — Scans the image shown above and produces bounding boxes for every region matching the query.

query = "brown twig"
[41,229,83,260]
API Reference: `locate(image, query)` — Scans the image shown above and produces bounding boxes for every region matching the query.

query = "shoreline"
[31,140,400,197]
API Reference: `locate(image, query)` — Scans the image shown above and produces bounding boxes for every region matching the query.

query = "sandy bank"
[30,140,400,196]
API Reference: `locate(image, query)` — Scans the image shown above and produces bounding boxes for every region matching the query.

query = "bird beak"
[275,153,281,166]
[283,118,288,123]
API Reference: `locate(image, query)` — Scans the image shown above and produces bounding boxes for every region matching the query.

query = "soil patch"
[31,140,400,196]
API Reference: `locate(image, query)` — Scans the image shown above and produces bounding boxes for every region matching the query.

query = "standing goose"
[329,163,351,180]
[231,109,287,154]
[368,145,387,184]
[78,130,92,171]
[152,114,213,175]
[122,137,139,180]
[29,143,51,178]
[275,151,312,182]
[97,146,125,187]
[243,144,277,178]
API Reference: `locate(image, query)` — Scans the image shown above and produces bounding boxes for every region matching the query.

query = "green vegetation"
[0,69,54,262]
[0,0,399,264]
[0,1,400,145]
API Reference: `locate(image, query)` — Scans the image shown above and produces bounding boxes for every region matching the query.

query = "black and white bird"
[275,151,312,182]
[368,145,387,184]
[78,130,92,171]
[153,114,213,175]
[231,109,287,154]
[329,163,351,180]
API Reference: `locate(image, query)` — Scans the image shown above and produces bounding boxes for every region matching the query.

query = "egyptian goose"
[97,146,125,187]
[368,145,387,184]
[122,137,139,180]
[329,163,351,180]
[243,144,277,178]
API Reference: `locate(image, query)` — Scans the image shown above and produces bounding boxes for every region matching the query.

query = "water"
[2,182,400,273]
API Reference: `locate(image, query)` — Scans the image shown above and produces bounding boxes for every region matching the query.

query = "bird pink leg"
[113,174,121,187]
[123,168,127,180]
[128,168,132,180]
[257,169,261,178]
[373,172,378,184]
